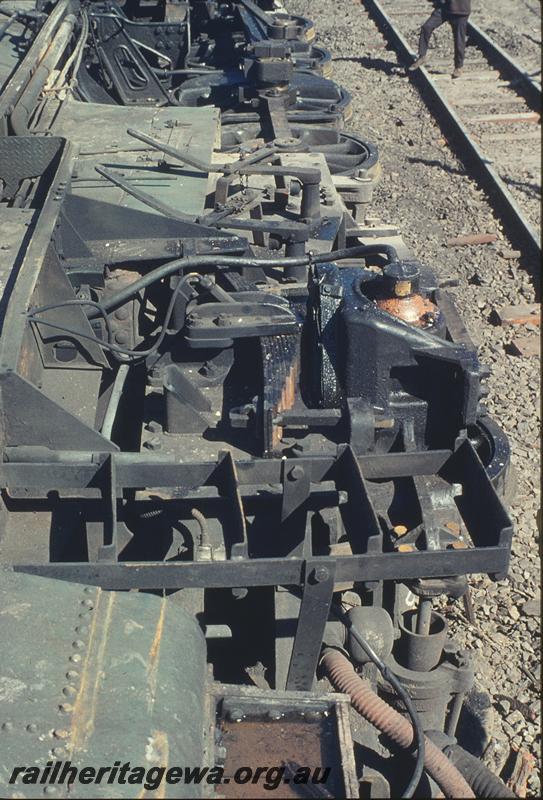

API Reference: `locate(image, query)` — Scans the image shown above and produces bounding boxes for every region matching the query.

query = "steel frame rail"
[362,0,541,258]
[0,0,74,134]
[4,440,513,589]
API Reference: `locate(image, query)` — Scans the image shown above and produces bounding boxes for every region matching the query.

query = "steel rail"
[362,0,541,258]
[466,20,541,109]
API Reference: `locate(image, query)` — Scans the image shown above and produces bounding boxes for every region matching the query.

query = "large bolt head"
[288,465,305,481]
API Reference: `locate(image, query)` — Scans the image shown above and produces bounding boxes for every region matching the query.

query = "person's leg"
[418,8,445,59]
[409,8,444,70]
[451,14,469,74]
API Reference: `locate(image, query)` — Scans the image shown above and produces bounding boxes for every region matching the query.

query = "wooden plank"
[496,303,541,326]
[500,152,541,167]
[479,131,542,142]
[387,9,428,15]
[451,95,526,108]
[431,59,488,67]
[469,111,540,123]
[447,233,498,247]
[509,336,540,358]
[433,70,502,81]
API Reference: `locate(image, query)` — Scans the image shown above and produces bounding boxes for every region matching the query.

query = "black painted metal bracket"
[286,558,336,692]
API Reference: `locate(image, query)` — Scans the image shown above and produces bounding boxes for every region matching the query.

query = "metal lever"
[95,166,195,222]
[126,128,321,221]
[96,167,310,244]
[127,128,277,174]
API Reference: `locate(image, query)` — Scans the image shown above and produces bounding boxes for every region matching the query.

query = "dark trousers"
[419,9,469,68]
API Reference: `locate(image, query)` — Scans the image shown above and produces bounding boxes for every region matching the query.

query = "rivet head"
[81,599,94,608]
[63,686,77,697]
[53,729,69,739]
[72,640,85,650]
[66,670,79,680]
[69,654,82,664]
[75,626,88,635]
[312,566,329,583]
[228,708,244,723]
[52,747,67,758]
[59,703,74,714]
[26,723,38,733]
[83,587,94,594]
[1,721,13,732]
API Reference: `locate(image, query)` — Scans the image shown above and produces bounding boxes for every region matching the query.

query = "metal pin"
[416,598,433,636]
[462,587,477,627]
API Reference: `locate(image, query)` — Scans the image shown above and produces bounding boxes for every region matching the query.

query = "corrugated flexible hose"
[443,744,516,798]
[321,648,475,799]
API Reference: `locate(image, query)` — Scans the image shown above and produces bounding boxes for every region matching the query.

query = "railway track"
[360,0,541,259]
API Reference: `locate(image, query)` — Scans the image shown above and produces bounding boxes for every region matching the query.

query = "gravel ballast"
[287,0,541,792]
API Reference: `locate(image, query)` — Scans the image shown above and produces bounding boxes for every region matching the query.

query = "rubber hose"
[321,649,475,799]
[444,744,516,798]
[88,244,398,318]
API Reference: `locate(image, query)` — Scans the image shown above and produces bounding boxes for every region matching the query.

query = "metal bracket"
[97,453,118,562]
[281,461,310,522]
[286,558,336,692]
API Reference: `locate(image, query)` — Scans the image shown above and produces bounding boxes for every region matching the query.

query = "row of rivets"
[0,587,98,796]
[47,587,97,778]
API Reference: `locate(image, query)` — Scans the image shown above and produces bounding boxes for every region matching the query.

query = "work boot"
[452,67,463,78]
[408,55,427,72]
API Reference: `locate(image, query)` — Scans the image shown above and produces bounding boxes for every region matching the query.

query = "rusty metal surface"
[376,294,439,327]
[212,683,359,799]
